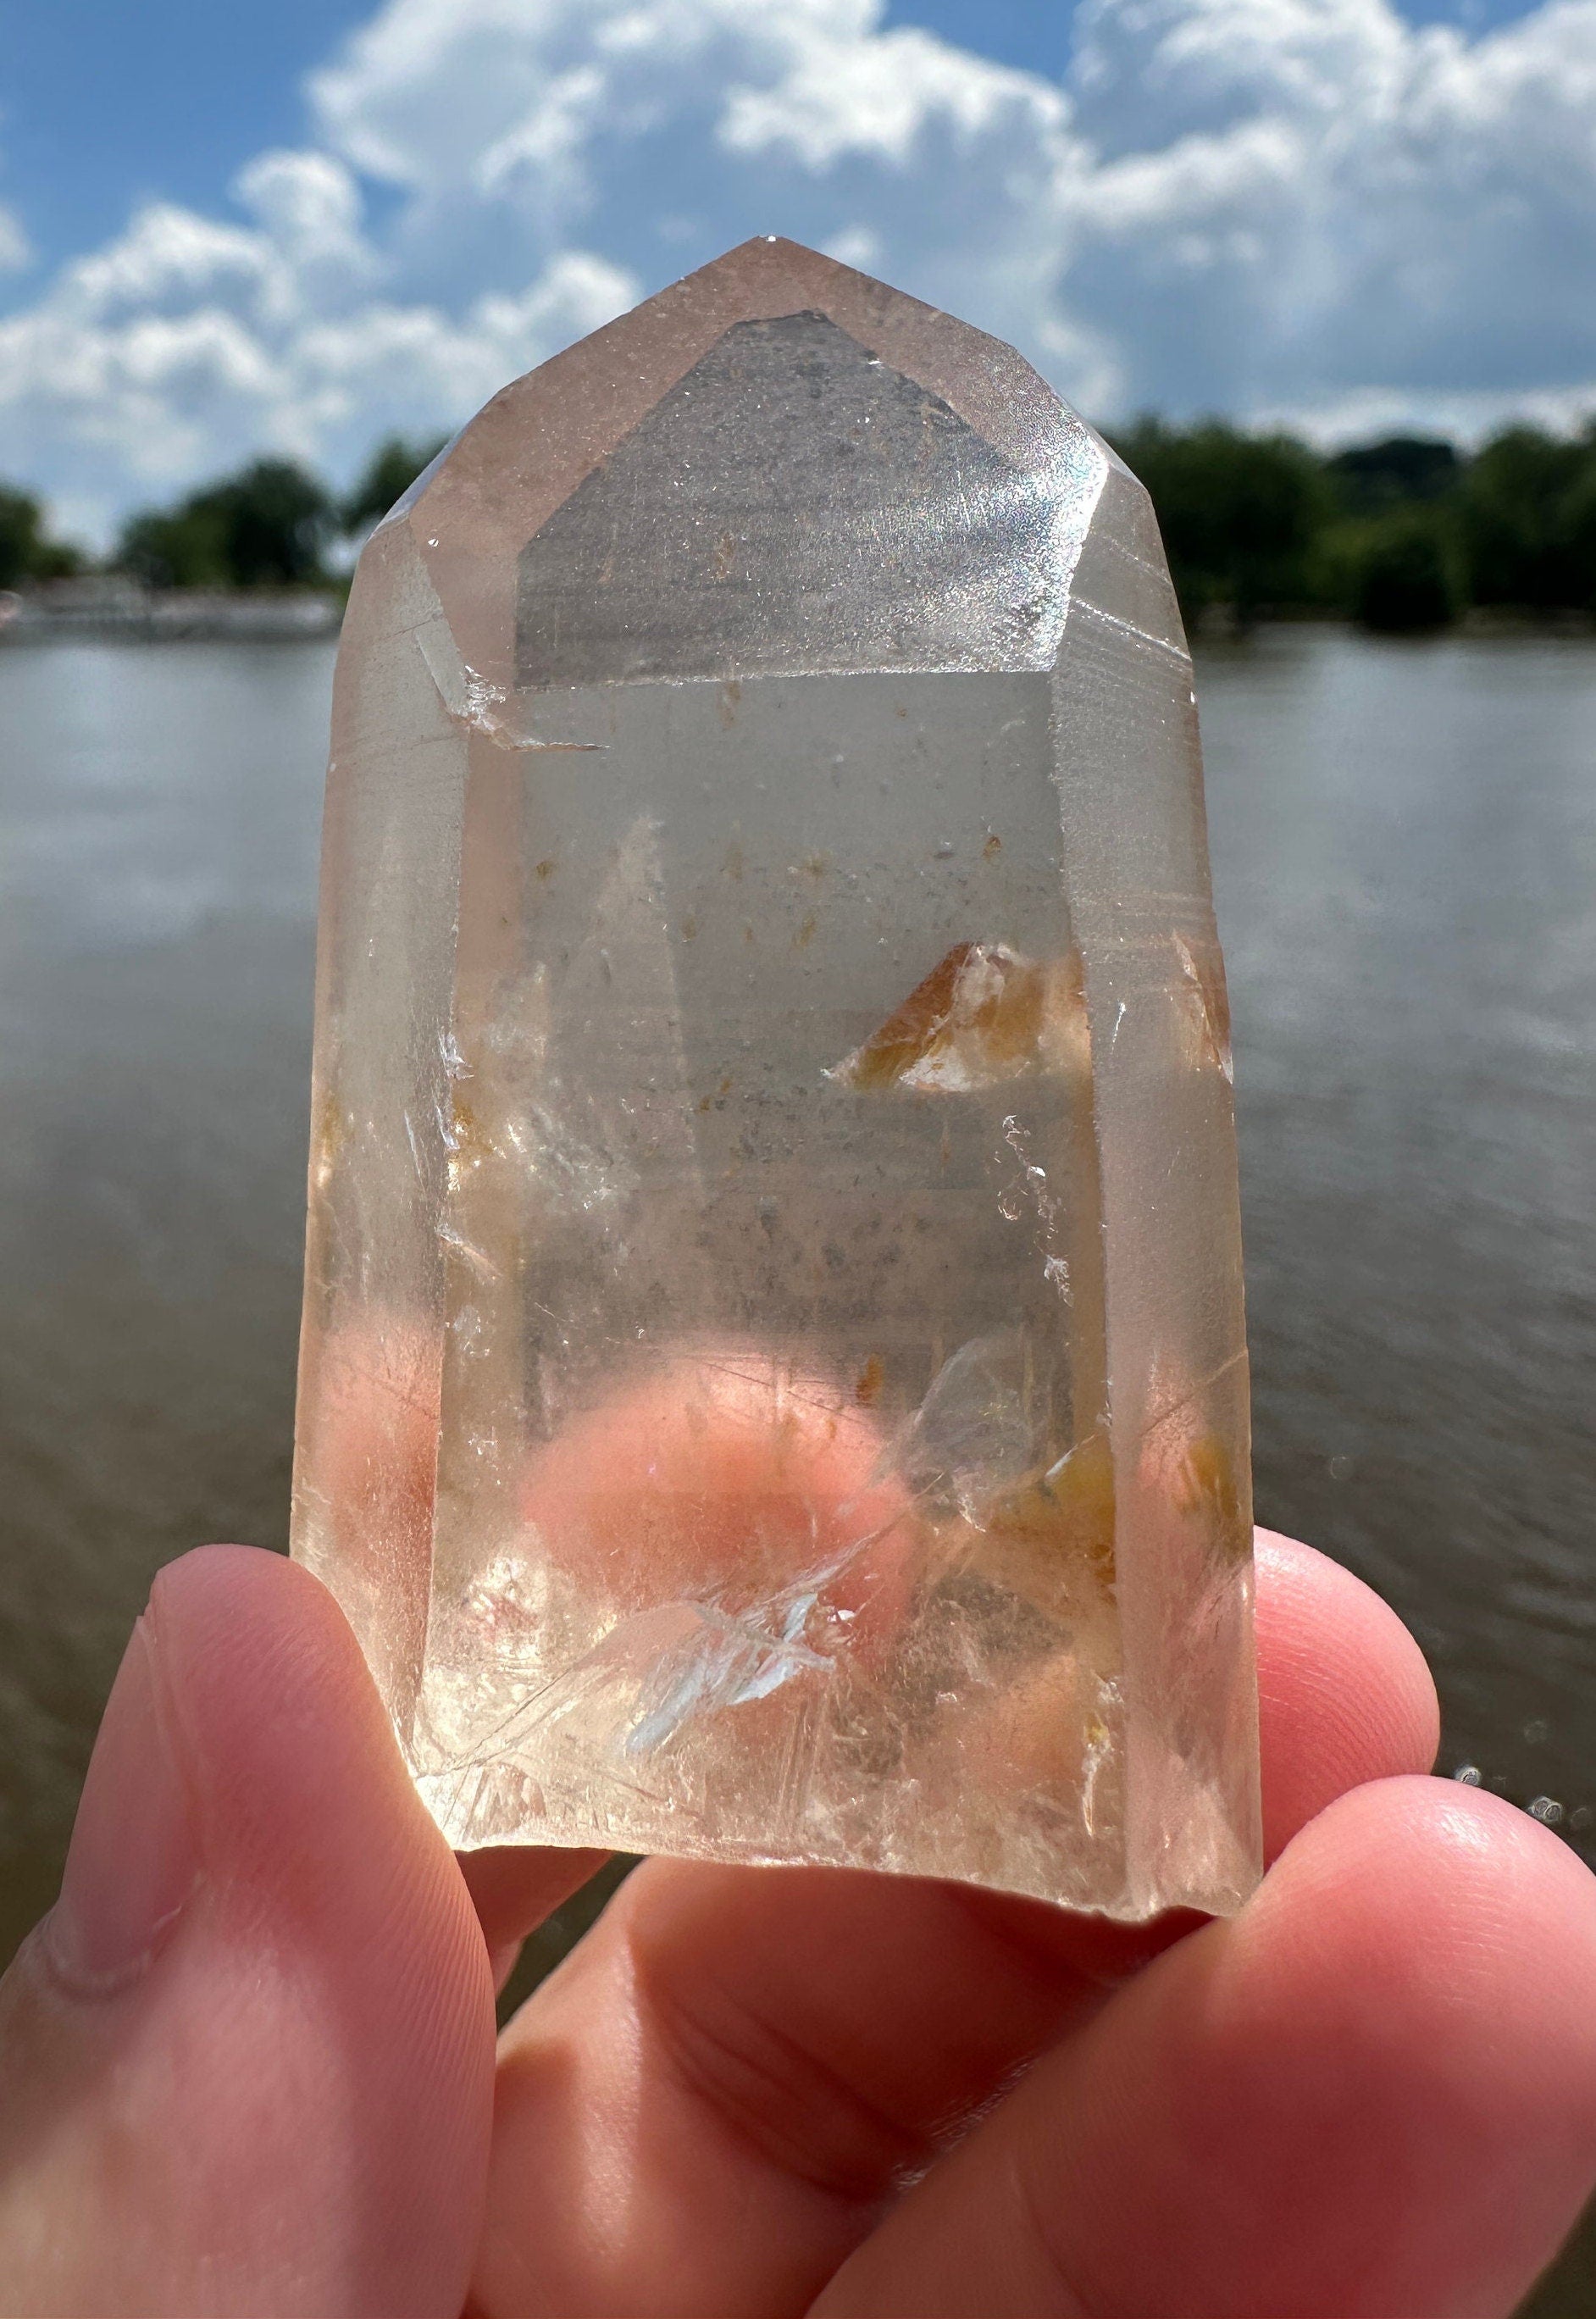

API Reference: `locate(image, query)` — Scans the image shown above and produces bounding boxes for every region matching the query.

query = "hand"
[1,1534,1593,2318]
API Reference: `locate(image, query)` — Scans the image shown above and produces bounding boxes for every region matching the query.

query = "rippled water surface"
[1204,629,1596,1853]
[2,625,1593,1962]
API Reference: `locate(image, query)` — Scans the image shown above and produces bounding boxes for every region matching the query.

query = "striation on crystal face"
[291,237,1260,1918]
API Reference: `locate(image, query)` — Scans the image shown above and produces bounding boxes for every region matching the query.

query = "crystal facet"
[291,239,1259,1917]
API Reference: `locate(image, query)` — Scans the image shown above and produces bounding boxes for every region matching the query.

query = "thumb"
[0,1545,495,2319]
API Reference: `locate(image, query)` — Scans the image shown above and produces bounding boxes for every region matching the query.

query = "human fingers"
[0,1546,495,2319]
[1255,1526,1438,1861]
[456,1845,610,1992]
[471,1532,1438,2319]
[812,1778,1596,2319]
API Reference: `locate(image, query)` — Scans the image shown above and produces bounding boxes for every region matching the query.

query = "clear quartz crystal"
[291,238,1260,1917]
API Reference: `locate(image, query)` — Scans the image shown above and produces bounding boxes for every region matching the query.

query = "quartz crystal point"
[291,238,1260,1917]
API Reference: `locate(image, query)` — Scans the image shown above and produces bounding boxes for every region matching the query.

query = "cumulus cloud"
[3,0,1596,541]
[0,148,634,541]
[1062,0,1596,408]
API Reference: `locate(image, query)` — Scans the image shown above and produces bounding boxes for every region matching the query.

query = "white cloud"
[3,0,1596,545]
[718,20,1061,168]
[0,148,634,541]
[1060,0,1596,410]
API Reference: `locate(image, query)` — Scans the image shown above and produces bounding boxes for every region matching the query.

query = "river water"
[2,626,1593,1958]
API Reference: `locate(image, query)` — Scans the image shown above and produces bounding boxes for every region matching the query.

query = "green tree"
[1345,509,1461,632]
[118,501,231,590]
[0,484,82,588]
[1457,426,1596,613]
[1560,453,1596,616]
[1114,419,1333,624]
[1327,437,1460,516]
[342,435,449,534]
[117,459,335,590]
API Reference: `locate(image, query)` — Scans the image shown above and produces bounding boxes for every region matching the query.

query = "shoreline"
[0,583,343,642]
[3,587,1592,649]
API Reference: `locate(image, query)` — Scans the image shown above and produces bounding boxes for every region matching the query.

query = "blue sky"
[0,0,1534,273]
[0,0,1591,541]
[0,1,370,281]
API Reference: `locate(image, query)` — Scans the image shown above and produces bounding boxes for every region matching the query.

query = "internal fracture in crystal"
[291,237,1260,1917]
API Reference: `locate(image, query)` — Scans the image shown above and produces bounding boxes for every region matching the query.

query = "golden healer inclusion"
[291,239,1261,1917]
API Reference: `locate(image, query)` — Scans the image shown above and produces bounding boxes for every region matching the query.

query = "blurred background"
[2,0,1595,2308]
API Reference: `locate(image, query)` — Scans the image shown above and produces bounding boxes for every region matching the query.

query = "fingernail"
[49,1613,199,1990]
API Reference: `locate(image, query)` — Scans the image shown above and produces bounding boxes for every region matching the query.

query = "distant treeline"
[1115,419,1596,632]
[0,436,446,597]
[5,423,1596,633]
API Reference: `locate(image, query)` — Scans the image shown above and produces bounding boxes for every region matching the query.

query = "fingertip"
[811,1771,1596,2319]
[1260,1772,1596,2014]
[148,1548,423,1878]
[3,1545,496,2317]
[147,1546,490,2006]
[147,1541,378,1800]
[1254,1528,1439,1859]
[1204,1773,1596,2315]
[456,1844,612,1958]
[148,1542,365,1705]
